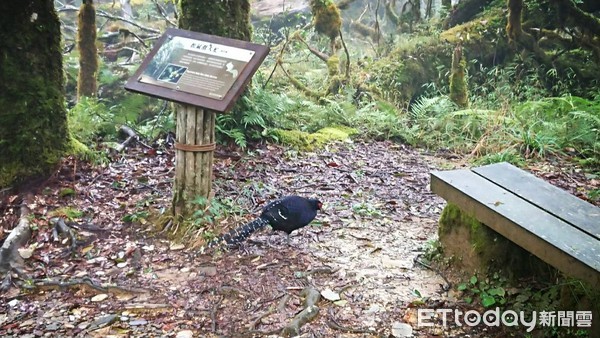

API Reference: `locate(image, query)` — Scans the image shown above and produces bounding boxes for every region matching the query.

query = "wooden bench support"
[431,162,600,286]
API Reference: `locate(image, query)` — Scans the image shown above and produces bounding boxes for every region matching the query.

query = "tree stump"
[173,104,215,219]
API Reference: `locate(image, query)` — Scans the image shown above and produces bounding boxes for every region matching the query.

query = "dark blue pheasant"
[204,196,322,250]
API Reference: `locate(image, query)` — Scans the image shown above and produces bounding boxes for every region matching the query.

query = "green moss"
[272,129,315,149]
[271,126,356,150]
[49,206,84,219]
[326,55,340,76]
[0,0,68,189]
[310,0,342,40]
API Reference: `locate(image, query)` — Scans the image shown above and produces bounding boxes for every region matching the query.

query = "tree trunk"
[77,0,98,98]
[506,0,551,65]
[174,0,251,220]
[178,0,251,40]
[0,0,68,188]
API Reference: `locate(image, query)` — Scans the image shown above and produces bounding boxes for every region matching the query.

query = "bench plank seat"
[472,162,600,240]
[431,165,600,286]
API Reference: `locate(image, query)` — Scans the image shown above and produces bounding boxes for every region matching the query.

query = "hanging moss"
[310,0,342,41]
[0,0,68,188]
[178,0,251,41]
[77,0,98,98]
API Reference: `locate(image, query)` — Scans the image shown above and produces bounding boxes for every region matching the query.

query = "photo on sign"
[157,64,188,84]
[143,37,185,79]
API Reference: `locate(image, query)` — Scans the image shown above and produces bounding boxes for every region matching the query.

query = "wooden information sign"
[124,28,269,218]
[125,28,269,112]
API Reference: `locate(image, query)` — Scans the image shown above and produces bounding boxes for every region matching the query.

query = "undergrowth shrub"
[406,94,599,166]
[68,97,113,145]
[217,82,413,147]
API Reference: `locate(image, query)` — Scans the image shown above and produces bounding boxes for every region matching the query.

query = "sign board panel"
[125,28,269,112]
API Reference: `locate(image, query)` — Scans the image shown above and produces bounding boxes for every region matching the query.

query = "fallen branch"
[115,125,152,152]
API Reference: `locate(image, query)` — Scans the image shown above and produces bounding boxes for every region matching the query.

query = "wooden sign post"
[125,28,269,219]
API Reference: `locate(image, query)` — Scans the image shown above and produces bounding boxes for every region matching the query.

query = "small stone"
[91,294,109,302]
[176,330,194,338]
[45,323,59,331]
[321,288,341,301]
[391,322,413,337]
[170,243,185,251]
[129,319,148,326]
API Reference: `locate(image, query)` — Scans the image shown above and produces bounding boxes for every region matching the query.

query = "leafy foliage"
[68,97,114,145]
[457,273,507,308]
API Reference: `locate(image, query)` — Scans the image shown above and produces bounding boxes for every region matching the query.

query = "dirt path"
[1,141,468,337]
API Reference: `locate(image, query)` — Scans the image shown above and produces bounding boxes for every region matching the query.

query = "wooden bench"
[430,162,600,286]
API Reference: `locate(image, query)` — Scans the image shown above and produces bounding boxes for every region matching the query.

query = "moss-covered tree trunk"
[0,0,68,188]
[449,45,469,108]
[506,0,551,65]
[178,0,251,40]
[173,0,251,221]
[77,0,98,98]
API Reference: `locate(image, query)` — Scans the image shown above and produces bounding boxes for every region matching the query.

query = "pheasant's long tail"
[201,217,270,252]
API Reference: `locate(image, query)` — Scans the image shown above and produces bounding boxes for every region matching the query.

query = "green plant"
[68,97,113,145]
[587,189,600,203]
[457,273,507,307]
[351,201,382,217]
[475,148,525,166]
[421,239,443,263]
[122,210,149,223]
[190,196,244,228]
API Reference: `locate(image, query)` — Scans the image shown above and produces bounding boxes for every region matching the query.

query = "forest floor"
[1,140,598,337]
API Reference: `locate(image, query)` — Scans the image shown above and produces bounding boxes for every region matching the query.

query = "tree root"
[280,286,321,337]
[50,217,82,254]
[0,193,33,291]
